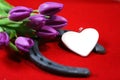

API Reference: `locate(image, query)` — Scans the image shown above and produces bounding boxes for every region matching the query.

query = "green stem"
[45,16,50,19]
[14,34,17,38]
[0,16,8,19]
[32,10,39,13]
[9,42,19,52]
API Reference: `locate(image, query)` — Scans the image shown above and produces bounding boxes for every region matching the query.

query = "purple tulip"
[39,2,63,15]
[9,6,33,21]
[45,15,67,29]
[36,26,59,39]
[28,14,46,30]
[15,37,34,52]
[0,32,9,46]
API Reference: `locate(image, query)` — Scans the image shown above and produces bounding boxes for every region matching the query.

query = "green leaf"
[0,0,13,13]
[0,18,11,25]
[0,4,8,16]
[0,26,4,32]
[15,23,36,38]
[4,27,17,39]
[10,30,17,39]
[6,22,23,28]
[1,0,13,8]
[0,18,23,27]
[1,19,36,38]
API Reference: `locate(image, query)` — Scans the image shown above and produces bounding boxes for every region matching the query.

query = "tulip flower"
[15,36,34,52]
[36,26,59,39]
[45,15,67,29]
[39,2,63,15]
[0,32,9,46]
[28,14,46,30]
[9,6,33,21]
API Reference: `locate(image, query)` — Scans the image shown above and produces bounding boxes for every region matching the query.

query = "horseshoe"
[28,29,105,77]
[29,41,90,77]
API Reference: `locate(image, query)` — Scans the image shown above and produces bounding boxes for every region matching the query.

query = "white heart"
[61,28,99,57]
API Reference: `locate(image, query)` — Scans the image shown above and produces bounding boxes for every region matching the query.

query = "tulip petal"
[9,12,30,21]
[39,2,63,15]
[28,14,46,30]
[9,6,33,21]
[0,32,9,46]
[9,6,32,14]
[15,36,34,52]
[46,15,67,29]
[37,26,58,39]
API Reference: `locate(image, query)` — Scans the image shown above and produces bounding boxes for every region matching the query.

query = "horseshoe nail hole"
[40,58,44,61]
[48,62,52,65]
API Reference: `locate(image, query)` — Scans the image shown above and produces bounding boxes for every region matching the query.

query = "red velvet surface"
[0,0,120,80]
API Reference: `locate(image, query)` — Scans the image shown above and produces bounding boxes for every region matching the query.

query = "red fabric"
[0,0,120,80]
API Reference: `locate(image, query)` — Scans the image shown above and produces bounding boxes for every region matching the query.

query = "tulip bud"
[36,26,59,39]
[28,15,46,30]
[9,6,33,21]
[45,15,67,29]
[39,2,63,15]
[15,37,34,52]
[0,32,9,46]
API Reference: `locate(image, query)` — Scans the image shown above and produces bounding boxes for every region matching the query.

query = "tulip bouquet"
[0,0,67,52]
[0,0,106,77]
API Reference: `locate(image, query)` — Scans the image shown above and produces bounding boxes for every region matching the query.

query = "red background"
[0,0,120,80]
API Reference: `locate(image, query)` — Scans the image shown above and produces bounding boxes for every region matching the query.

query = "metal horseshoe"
[28,29,105,77]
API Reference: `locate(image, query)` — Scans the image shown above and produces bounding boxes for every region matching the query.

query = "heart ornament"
[61,28,99,57]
